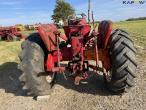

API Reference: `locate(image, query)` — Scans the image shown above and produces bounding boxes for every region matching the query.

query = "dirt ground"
[0,48,146,110]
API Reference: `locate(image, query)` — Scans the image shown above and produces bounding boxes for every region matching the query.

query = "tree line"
[126,17,146,21]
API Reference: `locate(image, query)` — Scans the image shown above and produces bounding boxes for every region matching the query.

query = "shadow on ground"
[55,72,111,96]
[0,62,111,96]
[0,62,26,96]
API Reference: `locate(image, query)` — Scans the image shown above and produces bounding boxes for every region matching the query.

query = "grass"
[0,20,145,64]
[114,20,146,47]
[0,41,22,64]
[21,30,37,36]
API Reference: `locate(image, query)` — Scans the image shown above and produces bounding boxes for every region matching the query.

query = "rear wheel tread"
[18,33,55,96]
[105,29,137,93]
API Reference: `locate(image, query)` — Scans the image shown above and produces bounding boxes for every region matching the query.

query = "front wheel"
[104,29,137,93]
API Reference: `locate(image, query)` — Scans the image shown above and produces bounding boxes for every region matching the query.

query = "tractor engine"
[63,14,90,77]
[38,14,91,76]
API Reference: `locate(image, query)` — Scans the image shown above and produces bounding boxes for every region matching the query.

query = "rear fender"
[98,20,113,48]
[38,24,58,51]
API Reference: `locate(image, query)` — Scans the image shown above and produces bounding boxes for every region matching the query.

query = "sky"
[0,0,146,26]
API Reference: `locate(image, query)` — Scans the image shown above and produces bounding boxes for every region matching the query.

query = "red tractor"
[18,14,137,96]
[0,27,24,41]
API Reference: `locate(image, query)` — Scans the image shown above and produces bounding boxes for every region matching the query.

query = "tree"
[52,0,75,24]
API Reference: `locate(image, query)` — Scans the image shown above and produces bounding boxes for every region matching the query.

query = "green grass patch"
[114,20,146,47]
[0,41,22,64]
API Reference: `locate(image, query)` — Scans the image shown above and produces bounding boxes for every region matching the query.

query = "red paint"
[98,20,113,48]
[38,24,57,51]
[53,51,63,62]
[46,54,54,71]
[38,17,112,77]
[71,37,82,56]
[60,34,67,41]
[63,17,91,39]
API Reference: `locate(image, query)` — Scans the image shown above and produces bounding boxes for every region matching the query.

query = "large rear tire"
[18,33,56,96]
[104,29,137,93]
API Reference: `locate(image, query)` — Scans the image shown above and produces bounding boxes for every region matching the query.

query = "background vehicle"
[0,27,24,41]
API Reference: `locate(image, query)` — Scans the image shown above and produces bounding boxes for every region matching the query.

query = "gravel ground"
[0,49,146,110]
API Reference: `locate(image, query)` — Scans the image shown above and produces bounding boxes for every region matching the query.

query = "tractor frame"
[38,14,112,84]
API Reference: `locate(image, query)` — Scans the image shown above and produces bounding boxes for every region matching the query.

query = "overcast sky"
[0,0,146,26]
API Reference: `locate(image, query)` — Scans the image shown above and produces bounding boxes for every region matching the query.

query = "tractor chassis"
[38,23,111,85]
